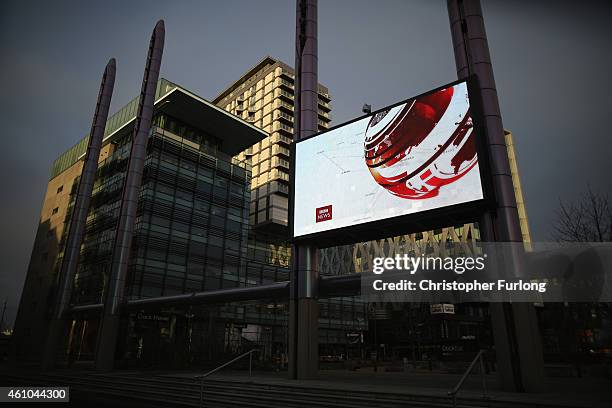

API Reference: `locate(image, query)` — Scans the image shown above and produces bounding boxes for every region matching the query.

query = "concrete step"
[0,371,487,408]
[0,370,596,408]
[73,372,489,408]
[3,372,447,408]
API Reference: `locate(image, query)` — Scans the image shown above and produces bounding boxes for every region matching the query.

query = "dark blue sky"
[0,0,610,327]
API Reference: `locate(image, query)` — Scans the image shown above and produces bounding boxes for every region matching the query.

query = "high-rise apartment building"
[213,56,332,235]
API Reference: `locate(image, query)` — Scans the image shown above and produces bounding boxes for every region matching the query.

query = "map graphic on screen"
[293,80,484,238]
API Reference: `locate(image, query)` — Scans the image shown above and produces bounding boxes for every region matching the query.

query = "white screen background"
[293,83,484,238]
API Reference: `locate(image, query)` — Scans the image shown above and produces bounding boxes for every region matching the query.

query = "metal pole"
[447,0,545,392]
[95,20,165,371]
[373,314,377,372]
[199,380,203,408]
[289,0,319,380]
[479,354,488,399]
[41,58,116,370]
[0,299,6,332]
[249,351,252,377]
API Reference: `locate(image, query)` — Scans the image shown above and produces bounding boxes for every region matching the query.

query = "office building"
[12,79,266,362]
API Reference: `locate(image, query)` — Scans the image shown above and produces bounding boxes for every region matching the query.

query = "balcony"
[319,91,331,102]
[318,110,331,121]
[270,168,290,182]
[277,88,293,101]
[271,133,292,146]
[276,111,294,124]
[272,145,290,157]
[273,121,293,135]
[271,156,290,169]
[318,99,331,112]
[280,78,294,90]
[278,104,293,116]
[280,71,294,82]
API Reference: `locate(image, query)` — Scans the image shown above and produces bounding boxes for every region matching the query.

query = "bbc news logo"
[316,205,332,223]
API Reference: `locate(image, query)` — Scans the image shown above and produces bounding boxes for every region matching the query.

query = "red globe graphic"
[363,85,477,199]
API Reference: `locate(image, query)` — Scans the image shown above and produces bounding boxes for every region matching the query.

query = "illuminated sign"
[293,80,485,239]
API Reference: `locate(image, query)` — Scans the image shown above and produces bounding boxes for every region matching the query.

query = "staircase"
[0,369,599,408]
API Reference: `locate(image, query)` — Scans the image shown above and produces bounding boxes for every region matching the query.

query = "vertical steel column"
[95,20,165,371]
[41,59,116,370]
[289,0,319,380]
[447,0,544,392]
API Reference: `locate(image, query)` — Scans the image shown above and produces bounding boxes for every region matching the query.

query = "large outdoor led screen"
[293,80,485,238]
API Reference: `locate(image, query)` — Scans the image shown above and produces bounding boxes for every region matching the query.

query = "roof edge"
[212,56,279,104]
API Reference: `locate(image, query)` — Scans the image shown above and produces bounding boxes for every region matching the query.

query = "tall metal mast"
[95,20,165,371]
[41,58,116,370]
[289,0,319,380]
[447,0,544,392]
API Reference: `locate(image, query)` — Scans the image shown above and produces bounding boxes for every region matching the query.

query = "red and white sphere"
[364,85,477,199]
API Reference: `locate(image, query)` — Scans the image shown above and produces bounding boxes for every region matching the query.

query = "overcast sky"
[0,0,610,328]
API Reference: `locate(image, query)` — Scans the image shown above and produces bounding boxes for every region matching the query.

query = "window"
[194,199,210,213]
[56,185,63,194]
[172,221,190,233]
[176,189,192,201]
[207,244,223,260]
[191,226,207,239]
[147,249,167,261]
[52,207,59,215]
[211,205,226,218]
[228,207,243,223]
[225,220,242,233]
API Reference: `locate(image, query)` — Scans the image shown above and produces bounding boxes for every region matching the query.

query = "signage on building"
[292,79,488,242]
[441,344,463,352]
[430,303,455,315]
[136,312,170,322]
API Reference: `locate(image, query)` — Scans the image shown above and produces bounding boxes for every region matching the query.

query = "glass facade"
[55,106,298,365]
[70,114,251,305]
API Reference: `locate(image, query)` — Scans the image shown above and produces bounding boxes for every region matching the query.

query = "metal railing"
[194,349,259,407]
[448,349,489,408]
